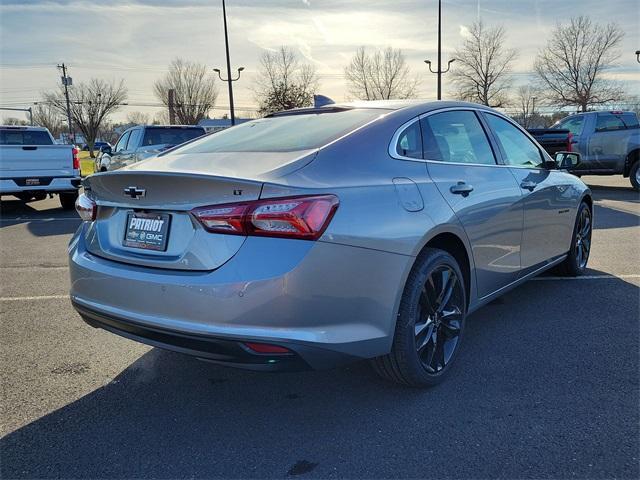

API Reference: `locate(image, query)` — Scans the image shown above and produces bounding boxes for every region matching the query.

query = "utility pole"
[216,0,244,126]
[57,63,74,143]
[424,0,455,100]
[168,89,176,124]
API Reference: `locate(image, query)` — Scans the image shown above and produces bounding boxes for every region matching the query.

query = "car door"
[421,109,524,298]
[125,128,144,165]
[482,113,575,274]
[108,130,131,170]
[587,113,629,172]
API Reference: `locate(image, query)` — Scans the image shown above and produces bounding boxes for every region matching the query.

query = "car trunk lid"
[83,171,264,271]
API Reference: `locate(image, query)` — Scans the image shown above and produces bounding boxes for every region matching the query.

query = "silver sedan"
[69,100,592,387]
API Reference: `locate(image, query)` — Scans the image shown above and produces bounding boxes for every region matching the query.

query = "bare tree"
[345,47,419,100]
[451,21,517,107]
[154,58,218,125]
[126,111,151,125]
[254,46,319,115]
[152,110,170,125]
[44,78,127,156]
[535,16,624,112]
[512,85,541,128]
[32,104,64,139]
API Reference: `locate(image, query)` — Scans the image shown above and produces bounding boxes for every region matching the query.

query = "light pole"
[424,0,455,100]
[213,67,244,125]
[216,0,243,125]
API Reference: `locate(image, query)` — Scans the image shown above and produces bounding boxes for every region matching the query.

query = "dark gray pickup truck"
[529,111,640,191]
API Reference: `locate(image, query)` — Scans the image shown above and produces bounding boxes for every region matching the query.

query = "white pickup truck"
[0,126,81,209]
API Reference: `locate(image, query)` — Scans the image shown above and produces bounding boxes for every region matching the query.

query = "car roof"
[268,100,496,119]
[0,125,49,130]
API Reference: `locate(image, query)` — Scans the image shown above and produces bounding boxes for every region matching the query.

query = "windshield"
[0,129,53,145]
[141,127,205,147]
[173,109,386,154]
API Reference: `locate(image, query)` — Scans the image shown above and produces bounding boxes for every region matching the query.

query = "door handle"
[450,182,474,197]
[520,181,537,191]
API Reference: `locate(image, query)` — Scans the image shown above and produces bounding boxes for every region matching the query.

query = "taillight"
[191,194,339,240]
[75,193,96,221]
[566,132,573,152]
[72,147,80,170]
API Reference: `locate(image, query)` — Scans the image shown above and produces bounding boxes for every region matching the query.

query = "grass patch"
[78,150,94,177]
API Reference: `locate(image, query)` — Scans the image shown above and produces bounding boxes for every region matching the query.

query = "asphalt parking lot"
[1,176,638,479]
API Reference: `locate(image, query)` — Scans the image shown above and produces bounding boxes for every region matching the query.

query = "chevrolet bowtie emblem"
[124,186,146,199]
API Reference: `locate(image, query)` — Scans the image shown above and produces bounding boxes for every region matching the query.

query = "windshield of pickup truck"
[0,129,53,145]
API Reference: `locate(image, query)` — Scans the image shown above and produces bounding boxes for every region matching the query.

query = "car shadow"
[0,199,80,236]
[1,272,638,479]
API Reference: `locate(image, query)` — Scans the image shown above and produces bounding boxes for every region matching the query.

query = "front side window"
[421,110,496,165]
[484,114,543,168]
[595,114,626,132]
[114,131,130,152]
[554,115,585,136]
[127,128,143,150]
[395,120,423,159]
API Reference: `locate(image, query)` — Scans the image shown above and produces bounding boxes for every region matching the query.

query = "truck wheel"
[630,162,640,192]
[59,192,78,210]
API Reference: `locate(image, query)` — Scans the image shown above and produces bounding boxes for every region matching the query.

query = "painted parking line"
[0,294,68,302]
[0,217,79,222]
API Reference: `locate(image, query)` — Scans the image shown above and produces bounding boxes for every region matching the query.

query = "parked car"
[95,125,206,172]
[529,111,640,190]
[82,141,111,152]
[70,100,592,387]
[0,126,80,209]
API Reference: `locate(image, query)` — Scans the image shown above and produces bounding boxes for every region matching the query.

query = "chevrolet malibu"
[69,100,592,387]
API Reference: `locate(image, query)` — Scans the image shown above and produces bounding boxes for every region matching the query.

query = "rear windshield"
[141,127,205,147]
[0,129,53,145]
[173,109,385,153]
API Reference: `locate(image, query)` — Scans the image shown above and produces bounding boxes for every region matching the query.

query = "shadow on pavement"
[0,199,80,236]
[1,272,638,479]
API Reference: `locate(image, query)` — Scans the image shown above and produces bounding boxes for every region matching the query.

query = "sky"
[1,0,639,122]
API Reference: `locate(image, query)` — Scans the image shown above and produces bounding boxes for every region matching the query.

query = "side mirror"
[554,151,581,170]
[100,145,112,155]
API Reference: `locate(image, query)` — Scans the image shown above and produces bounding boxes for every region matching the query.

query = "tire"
[630,161,640,192]
[59,191,78,210]
[556,201,592,276]
[371,248,467,387]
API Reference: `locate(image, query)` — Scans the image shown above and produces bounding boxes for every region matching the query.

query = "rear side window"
[142,127,205,147]
[0,129,53,145]
[421,110,496,165]
[554,115,585,136]
[621,113,639,129]
[596,114,626,132]
[484,114,543,168]
[174,109,385,153]
[395,121,423,159]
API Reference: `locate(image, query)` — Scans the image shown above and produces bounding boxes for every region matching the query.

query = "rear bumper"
[0,176,81,195]
[74,300,312,371]
[68,224,411,370]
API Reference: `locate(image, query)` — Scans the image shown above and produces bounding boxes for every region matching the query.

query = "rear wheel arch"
[414,231,472,310]
[624,148,640,177]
